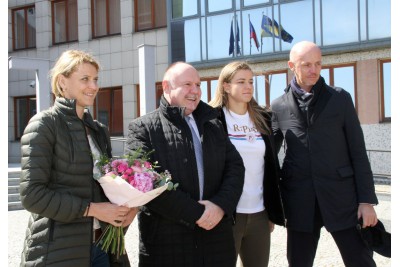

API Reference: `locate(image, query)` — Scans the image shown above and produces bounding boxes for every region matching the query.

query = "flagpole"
[261,12,264,54]
[248,14,252,56]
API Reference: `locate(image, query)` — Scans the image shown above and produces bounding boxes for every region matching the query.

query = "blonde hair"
[50,50,100,97]
[209,61,270,135]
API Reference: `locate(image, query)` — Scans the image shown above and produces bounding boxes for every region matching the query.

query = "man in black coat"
[125,62,245,267]
[271,41,379,267]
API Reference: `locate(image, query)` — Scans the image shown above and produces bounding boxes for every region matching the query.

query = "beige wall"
[357,59,380,124]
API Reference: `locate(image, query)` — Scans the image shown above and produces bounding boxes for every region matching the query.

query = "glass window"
[381,61,391,120]
[201,79,218,103]
[207,13,237,60]
[368,0,390,40]
[207,0,232,13]
[333,66,355,104]
[243,0,271,7]
[171,19,201,62]
[254,75,266,106]
[279,0,312,51]
[12,6,36,50]
[95,87,123,136]
[135,0,167,31]
[14,96,36,140]
[172,0,198,18]
[320,68,331,85]
[322,0,358,45]
[268,72,287,104]
[52,0,78,44]
[92,0,121,38]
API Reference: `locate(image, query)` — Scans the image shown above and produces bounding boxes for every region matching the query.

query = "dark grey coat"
[19,98,128,266]
[125,96,245,267]
[271,77,378,233]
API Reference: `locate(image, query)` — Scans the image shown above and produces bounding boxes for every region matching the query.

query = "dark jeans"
[91,244,110,267]
[233,210,271,267]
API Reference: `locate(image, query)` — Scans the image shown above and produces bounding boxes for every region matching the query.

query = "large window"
[12,5,36,50]
[169,0,390,64]
[51,0,78,44]
[135,0,167,32]
[91,0,121,38]
[95,87,123,136]
[268,71,288,105]
[380,60,391,121]
[14,96,36,140]
[321,64,356,108]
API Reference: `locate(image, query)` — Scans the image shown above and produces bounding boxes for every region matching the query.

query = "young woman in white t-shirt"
[209,61,285,267]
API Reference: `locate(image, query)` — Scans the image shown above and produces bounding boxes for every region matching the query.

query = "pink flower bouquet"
[93,149,178,257]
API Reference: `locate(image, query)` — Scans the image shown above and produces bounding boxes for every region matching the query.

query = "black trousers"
[286,202,376,267]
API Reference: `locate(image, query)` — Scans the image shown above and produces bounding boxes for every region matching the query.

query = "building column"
[137,44,156,116]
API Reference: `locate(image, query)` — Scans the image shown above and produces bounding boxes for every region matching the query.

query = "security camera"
[29,80,36,88]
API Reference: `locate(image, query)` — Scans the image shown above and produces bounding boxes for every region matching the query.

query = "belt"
[93,228,102,243]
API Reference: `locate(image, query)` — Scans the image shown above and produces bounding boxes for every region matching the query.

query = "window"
[14,96,37,140]
[95,87,123,136]
[267,71,287,105]
[91,0,121,38]
[135,0,167,32]
[321,64,356,108]
[12,5,36,50]
[169,0,390,64]
[380,60,391,121]
[51,0,78,44]
[201,78,218,103]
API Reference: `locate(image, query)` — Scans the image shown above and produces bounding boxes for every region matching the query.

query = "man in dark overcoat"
[271,41,379,267]
[125,62,245,267]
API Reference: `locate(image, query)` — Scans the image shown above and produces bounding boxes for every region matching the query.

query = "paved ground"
[8,184,391,266]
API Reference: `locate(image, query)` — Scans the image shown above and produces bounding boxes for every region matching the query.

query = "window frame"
[51,0,78,45]
[264,70,288,106]
[321,63,358,111]
[134,0,167,32]
[91,0,121,38]
[14,95,36,140]
[94,87,123,136]
[11,5,36,51]
[380,59,391,122]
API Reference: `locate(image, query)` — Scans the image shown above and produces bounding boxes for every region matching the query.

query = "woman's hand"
[122,207,139,227]
[87,202,131,227]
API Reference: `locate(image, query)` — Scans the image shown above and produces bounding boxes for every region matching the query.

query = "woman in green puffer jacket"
[19,50,137,267]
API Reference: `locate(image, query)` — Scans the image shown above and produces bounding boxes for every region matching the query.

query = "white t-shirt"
[223,107,265,213]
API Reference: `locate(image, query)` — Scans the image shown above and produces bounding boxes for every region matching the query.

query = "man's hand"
[196,200,224,230]
[358,203,377,228]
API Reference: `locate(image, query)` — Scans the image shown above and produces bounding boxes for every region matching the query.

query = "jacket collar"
[54,97,99,131]
[159,95,218,126]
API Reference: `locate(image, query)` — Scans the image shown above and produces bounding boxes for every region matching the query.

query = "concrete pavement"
[8,185,391,266]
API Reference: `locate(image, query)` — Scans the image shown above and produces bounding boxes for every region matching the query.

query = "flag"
[249,19,260,50]
[236,20,241,55]
[229,20,234,55]
[261,15,293,43]
[229,19,241,56]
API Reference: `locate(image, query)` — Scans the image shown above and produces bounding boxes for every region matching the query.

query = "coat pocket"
[336,165,354,178]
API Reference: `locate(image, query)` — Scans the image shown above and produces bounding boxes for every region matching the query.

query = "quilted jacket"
[125,96,245,267]
[19,97,128,266]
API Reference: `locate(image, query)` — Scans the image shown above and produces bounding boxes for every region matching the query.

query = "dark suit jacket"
[271,77,378,233]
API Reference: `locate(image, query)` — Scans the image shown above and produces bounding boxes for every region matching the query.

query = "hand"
[196,200,224,230]
[357,203,377,228]
[88,202,131,227]
[122,207,139,227]
[269,221,275,233]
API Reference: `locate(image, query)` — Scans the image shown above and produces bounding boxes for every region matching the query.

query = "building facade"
[8,0,391,178]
